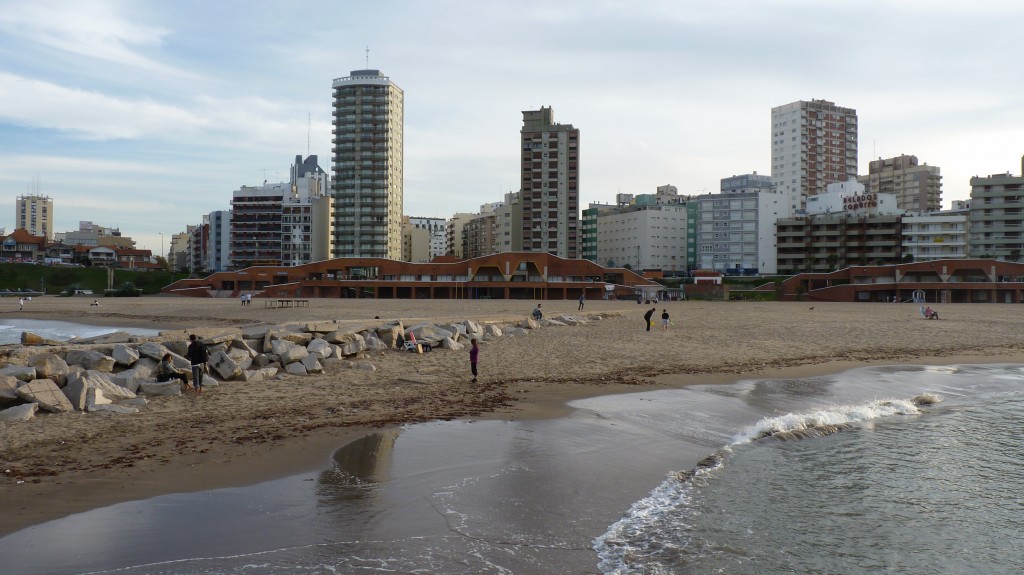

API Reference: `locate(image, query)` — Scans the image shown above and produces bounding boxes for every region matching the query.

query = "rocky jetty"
[0,313,605,423]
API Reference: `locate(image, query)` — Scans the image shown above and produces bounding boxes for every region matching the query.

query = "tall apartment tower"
[331,69,404,259]
[771,99,858,213]
[519,106,580,258]
[858,154,942,213]
[16,194,53,240]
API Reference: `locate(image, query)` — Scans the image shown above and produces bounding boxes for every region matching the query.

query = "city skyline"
[1,0,1022,255]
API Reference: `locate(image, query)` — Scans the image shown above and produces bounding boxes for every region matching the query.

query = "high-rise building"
[230,182,284,269]
[331,69,404,259]
[771,99,858,213]
[405,216,447,260]
[968,157,1024,259]
[858,154,942,213]
[519,106,580,258]
[16,194,53,240]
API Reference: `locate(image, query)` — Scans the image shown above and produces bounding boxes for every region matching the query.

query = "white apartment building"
[806,180,901,216]
[595,204,688,273]
[902,213,968,261]
[968,160,1024,259]
[406,216,447,260]
[694,188,790,274]
[771,99,858,214]
[282,155,331,266]
[205,210,231,272]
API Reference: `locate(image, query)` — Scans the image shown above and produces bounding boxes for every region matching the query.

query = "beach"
[2,296,1024,538]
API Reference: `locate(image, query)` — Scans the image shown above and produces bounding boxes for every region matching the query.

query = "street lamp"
[159,233,165,270]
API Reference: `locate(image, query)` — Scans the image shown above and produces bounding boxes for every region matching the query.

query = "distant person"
[470,339,479,383]
[186,334,210,396]
[924,306,939,320]
[644,307,656,332]
[156,353,191,389]
[18,297,24,310]
[240,293,246,306]
[532,304,543,321]
[661,309,670,331]
[578,294,585,311]
[90,300,100,307]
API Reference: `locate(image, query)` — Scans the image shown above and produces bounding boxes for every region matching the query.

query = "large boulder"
[266,330,312,348]
[0,403,39,422]
[284,362,308,376]
[520,318,540,330]
[439,323,467,338]
[111,344,140,367]
[66,370,136,401]
[270,339,296,356]
[137,342,172,361]
[86,387,113,410]
[0,365,37,382]
[307,338,332,360]
[65,350,116,372]
[208,351,242,380]
[21,332,62,346]
[0,374,21,403]
[505,327,529,337]
[89,403,140,415]
[484,324,503,337]
[464,320,483,334]
[226,348,253,371]
[375,324,404,348]
[324,330,360,346]
[280,345,308,365]
[164,340,189,357]
[231,339,259,359]
[62,376,90,411]
[340,335,366,357]
[136,357,158,375]
[138,381,183,397]
[74,331,133,344]
[407,324,455,342]
[17,379,74,413]
[242,366,279,382]
[112,367,153,394]
[28,353,70,385]
[301,353,323,373]
[441,336,464,351]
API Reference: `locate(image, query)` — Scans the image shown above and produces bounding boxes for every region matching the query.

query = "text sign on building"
[843,193,878,212]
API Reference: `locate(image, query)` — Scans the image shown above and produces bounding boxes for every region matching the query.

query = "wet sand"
[2,296,1024,536]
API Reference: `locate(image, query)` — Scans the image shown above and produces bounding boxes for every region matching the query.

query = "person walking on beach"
[18,297,24,310]
[661,309,670,331]
[469,338,479,383]
[156,353,192,389]
[578,294,585,311]
[644,307,656,332]
[186,334,210,396]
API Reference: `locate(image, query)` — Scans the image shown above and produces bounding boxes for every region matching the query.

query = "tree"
[903,253,915,264]
[154,255,169,270]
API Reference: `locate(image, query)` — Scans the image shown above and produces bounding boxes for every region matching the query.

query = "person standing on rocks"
[644,307,656,332]
[186,334,210,396]
[470,338,479,383]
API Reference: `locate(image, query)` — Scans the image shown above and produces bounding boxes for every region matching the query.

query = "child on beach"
[661,309,670,331]
[470,339,479,383]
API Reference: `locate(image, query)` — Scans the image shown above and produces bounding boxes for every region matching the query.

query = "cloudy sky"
[1,0,1022,255]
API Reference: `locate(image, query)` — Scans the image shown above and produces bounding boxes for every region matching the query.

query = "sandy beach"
[2,296,1024,536]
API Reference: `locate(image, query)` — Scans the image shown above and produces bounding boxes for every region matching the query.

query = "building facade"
[519,107,580,258]
[230,183,285,269]
[595,203,689,273]
[693,177,789,275]
[206,210,231,272]
[282,155,331,266]
[858,154,942,213]
[405,216,447,260]
[331,69,404,259]
[771,99,858,214]
[16,195,53,240]
[968,161,1024,259]
[901,212,968,261]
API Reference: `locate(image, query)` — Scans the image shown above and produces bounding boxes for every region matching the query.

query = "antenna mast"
[307,113,311,156]
[365,46,370,68]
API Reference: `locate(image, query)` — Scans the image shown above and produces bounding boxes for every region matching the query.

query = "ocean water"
[0,318,162,344]
[1,364,1022,574]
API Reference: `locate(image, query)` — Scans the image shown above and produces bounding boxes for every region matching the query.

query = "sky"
[1,0,1023,256]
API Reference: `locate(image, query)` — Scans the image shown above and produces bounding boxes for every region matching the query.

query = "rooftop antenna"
[307,112,311,156]
[365,46,370,68]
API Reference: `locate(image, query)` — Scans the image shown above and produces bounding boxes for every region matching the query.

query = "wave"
[593,393,942,574]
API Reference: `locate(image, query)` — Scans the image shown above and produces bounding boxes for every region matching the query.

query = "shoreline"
[4,297,1024,536]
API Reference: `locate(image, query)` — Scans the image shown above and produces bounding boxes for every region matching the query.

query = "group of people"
[154,334,211,396]
[239,293,253,306]
[643,307,671,331]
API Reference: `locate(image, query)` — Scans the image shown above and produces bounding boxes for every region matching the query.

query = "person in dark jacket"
[186,334,210,395]
[644,307,656,332]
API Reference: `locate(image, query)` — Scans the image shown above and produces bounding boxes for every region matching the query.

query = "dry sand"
[2,296,1024,536]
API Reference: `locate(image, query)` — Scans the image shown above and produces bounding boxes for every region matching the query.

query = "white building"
[595,204,689,273]
[901,212,968,261]
[282,155,331,266]
[694,187,790,274]
[805,180,901,216]
[206,210,231,272]
[406,216,447,260]
[771,99,858,214]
